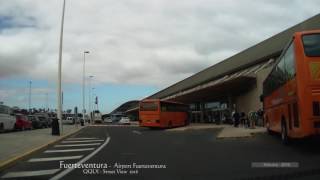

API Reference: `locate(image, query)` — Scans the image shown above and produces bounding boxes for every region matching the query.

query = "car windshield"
[0,105,9,114]
[38,117,46,121]
[28,116,35,120]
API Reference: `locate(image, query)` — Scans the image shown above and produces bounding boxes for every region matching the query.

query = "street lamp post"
[45,92,48,111]
[91,88,95,124]
[88,75,94,124]
[28,81,32,114]
[82,51,90,124]
[57,0,66,134]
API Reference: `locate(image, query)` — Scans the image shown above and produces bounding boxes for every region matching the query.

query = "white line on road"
[50,136,111,180]
[2,169,60,178]
[132,130,142,135]
[28,155,83,162]
[44,148,95,153]
[61,140,104,143]
[67,137,99,140]
[54,143,101,147]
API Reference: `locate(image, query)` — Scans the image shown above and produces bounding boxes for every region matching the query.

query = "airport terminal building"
[124,14,320,124]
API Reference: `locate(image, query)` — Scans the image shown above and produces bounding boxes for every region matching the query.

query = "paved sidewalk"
[0,125,84,167]
[216,126,266,139]
[167,123,266,139]
[91,121,140,127]
[166,123,229,132]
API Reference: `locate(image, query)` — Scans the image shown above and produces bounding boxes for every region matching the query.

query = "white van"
[0,105,16,131]
[93,111,103,123]
[64,117,74,124]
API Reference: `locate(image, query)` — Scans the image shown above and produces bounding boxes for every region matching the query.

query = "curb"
[216,130,266,139]
[216,135,253,139]
[89,124,139,127]
[166,126,226,132]
[0,126,86,172]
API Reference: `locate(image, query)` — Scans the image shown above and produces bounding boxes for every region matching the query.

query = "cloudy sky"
[0,0,319,113]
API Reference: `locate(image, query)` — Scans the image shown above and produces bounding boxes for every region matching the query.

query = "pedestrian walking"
[233,111,240,127]
[248,111,258,129]
[257,109,264,126]
[240,112,246,127]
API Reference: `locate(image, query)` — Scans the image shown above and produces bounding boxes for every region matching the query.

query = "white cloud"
[0,0,319,87]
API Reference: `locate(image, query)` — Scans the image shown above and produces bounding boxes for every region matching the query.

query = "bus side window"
[273,56,286,89]
[284,42,296,80]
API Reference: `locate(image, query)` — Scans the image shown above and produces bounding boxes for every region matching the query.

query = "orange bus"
[139,99,189,128]
[262,30,320,143]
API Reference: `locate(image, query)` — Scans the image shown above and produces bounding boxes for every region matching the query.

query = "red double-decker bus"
[139,99,189,128]
[262,30,320,143]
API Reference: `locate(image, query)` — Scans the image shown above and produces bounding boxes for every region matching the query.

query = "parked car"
[103,117,112,123]
[35,113,51,127]
[0,105,16,132]
[27,115,48,129]
[36,116,50,128]
[27,115,41,129]
[63,117,75,124]
[15,114,32,130]
[110,114,122,122]
[118,116,130,125]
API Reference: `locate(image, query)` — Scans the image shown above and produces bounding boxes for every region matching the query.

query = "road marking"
[44,148,95,153]
[54,143,101,147]
[61,139,104,143]
[28,155,83,162]
[50,136,111,180]
[2,169,60,178]
[132,130,142,135]
[67,137,99,140]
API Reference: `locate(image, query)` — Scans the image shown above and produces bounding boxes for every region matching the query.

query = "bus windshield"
[140,102,158,111]
[303,34,320,57]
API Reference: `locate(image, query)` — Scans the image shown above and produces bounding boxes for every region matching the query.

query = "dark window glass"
[275,57,287,84]
[284,43,296,80]
[288,104,292,130]
[161,102,188,112]
[38,117,46,121]
[263,41,296,96]
[140,102,158,111]
[263,57,286,96]
[0,105,9,114]
[293,102,299,127]
[313,101,320,116]
[303,34,320,57]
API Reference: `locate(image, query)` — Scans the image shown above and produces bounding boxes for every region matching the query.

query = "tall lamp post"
[57,0,66,134]
[91,88,95,124]
[88,75,94,124]
[82,51,90,123]
[28,81,32,114]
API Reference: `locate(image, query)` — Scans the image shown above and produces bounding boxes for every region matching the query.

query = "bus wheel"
[281,122,289,144]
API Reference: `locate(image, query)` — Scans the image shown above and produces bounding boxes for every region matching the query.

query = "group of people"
[232,109,263,128]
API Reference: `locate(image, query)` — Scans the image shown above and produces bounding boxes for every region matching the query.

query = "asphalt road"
[1,126,320,180]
